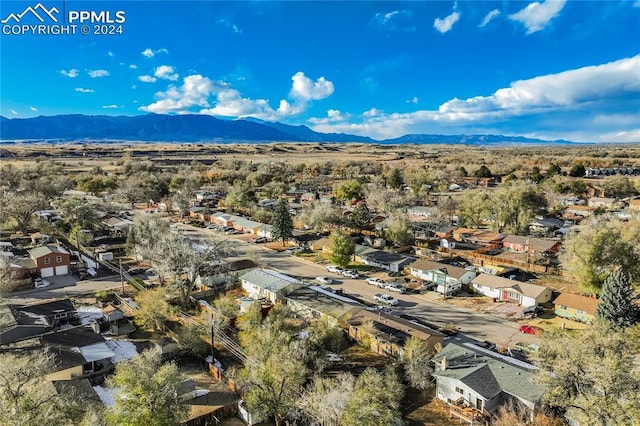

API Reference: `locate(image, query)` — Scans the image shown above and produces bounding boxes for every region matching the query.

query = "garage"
[55,265,69,275]
[41,267,55,278]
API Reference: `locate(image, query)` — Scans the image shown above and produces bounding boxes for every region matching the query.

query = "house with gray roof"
[408,259,476,293]
[471,274,553,307]
[239,269,302,303]
[286,286,362,326]
[432,342,543,422]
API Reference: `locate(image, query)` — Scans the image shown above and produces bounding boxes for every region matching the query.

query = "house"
[232,218,263,234]
[408,259,476,293]
[102,305,136,335]
[41,327,116,381]
[587,197,617,210]
[27,245,71,278]
[358,250,415,272]
[239,269,301,303]
[0,299,79,345]
[255,224,274,239]
[471,274,553,307]
[553,293,600,324]
[406,206,438,218]
[528,218,564,236]
[501,236,561,256]
[565,205,596,217]
[286,286,362,326]
[347,309,443,359]
[432,342,542,422]
[210,212,237,228]
[453,228,505,245]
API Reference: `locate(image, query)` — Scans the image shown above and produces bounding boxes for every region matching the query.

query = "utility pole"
[442,268,448,300]
[210,315,216,362]
[119,259,124,295]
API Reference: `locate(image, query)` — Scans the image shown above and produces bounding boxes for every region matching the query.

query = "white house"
[239,269,301,303]
[408,259,476,295]
[432,342,542,422]
[471,274,552,307]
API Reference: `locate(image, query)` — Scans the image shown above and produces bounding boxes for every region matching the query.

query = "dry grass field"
[2,142,640,174]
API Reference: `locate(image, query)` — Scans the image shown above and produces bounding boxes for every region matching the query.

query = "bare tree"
[0,191,48,235]
[0,349,82,425]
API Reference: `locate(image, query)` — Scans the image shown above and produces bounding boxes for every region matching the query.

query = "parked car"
[316,276,333,285]
[366,278,387,288]
[326,265,344,274]
[286,246,305,254]
[33,278,51,288]
[251,237,268,243]
[519,325,543,335]
[341,270,359,279]
[521,305,544,319]
[384,283,406,294]
[373,293,399,306]
[126,267,144,275]
[206,224,218,229]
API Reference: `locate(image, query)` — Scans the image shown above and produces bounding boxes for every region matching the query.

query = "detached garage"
[28,245,71,278]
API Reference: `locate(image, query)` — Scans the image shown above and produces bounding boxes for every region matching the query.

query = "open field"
[2,142,640,174]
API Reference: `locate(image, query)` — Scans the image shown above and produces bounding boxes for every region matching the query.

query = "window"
[455,387,464,394]
[56,256,62,263]
[576,309,586,315]
[44,257,51,265]
[559,305,568,310]
[476,399,483,410]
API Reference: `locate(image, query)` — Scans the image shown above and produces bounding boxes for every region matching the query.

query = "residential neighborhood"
[0,143,639,426]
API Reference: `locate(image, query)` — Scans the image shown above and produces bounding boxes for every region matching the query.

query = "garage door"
[41,267,54,277]
[55,265,68,275]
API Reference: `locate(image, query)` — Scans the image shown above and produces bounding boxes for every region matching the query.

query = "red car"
[519,325,543,335]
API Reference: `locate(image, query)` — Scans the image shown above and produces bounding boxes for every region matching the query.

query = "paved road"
[8,275,127,305]
[175,223,539,347]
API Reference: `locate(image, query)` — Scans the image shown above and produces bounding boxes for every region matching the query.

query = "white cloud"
[290,72,334,101]
[308,109,351,124]
[88,69,110,78]
[217,19,242,34]
[309,55,640,142]
[75,88,94,93]
[363,108,383,117]
[129,64,138,70]
[141,47,169,58]
[509,0,566,34]
[10,109,18,115]
[108,51,114,57]
[141,71,334,120]
[154,65,179,81]
[131,85,137,90]
[102,105,121,109]
[436,55,640,120]
[406,96,419,104]
[434,10,460,33]
[60,69,79,78]
[140,75,215,114]
[371,10,415,32]
[635,1,640,7]
[480,9,501,27]
[30,106,38,112]
[138,75,157,83]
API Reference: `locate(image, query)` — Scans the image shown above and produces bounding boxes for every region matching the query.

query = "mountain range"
[0,114,575,145]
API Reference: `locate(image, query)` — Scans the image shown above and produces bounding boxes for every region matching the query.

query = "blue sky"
[1,0,639,142]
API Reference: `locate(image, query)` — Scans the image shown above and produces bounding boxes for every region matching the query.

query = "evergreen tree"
[350,202,371,232]
[568,164,586,177]
[385,167,404,190]
[330,230,355,268]
[271,198,293,246]
[595,270,639,329]
[473,165,492,178]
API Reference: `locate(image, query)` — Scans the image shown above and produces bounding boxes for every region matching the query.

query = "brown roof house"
[553,293,600,324]
[347,309,443,360]
[28,245,71,278]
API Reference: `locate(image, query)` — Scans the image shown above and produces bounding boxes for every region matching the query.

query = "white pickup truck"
[373,293,399,306]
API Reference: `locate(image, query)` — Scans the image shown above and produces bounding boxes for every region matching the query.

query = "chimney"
[441,357,448,371]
